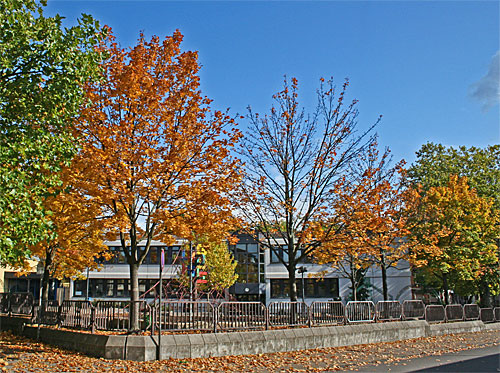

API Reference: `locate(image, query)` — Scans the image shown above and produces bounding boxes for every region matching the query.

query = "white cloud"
[469,51,500,111]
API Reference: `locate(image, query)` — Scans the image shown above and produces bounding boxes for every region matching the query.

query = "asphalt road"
[358,345,500,372]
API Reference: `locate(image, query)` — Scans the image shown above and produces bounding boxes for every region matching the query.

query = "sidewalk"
[357,345,500,372]
[0,328,499,372]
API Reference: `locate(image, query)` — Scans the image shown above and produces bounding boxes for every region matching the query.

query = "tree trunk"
[129,262,140,331]
[381,265,388,301]
[380,252,388,301]
[351,276,357,302]
[442,273,449,305]
[41,251,53,302]
[479,278,492,307]
[288,264,297,302]
[350,261,357,301]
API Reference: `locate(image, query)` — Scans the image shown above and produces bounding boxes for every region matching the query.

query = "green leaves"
[409,175,499,301]
[408,143,500,209]
[0,0,106,264]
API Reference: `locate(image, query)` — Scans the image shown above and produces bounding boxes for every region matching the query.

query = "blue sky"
[46,0,499,164]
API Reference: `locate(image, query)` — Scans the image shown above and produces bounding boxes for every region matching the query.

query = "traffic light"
[193,253,207,284]
[195,268,208,284]
[194,253,205,266]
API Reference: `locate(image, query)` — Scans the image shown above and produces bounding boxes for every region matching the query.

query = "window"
[229,243,263,283]
[116,280,127,297]
[270,245,310,264]
[8,278,28,293]
[270,245,289,264]
[104,246,127,264]
[105,280,114,297]
[91,279,106,298]
[169,246,181,264]
[73,280,86,297]
[270,278,339,299]
[149,247,158,264]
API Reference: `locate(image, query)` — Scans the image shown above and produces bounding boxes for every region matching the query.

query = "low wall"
[0,316,495,361]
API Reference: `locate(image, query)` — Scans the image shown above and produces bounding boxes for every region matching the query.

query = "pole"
[36,262,43,341]
[158,248,164,360]
[298,266,307,304]
[86,267,89,301]
[189,241,194,328]
[301,271,305,303]
[189,241,193,302]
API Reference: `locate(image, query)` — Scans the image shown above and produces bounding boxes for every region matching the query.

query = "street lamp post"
[85,267,89,301]
[298,266,307,303]
[158,247,164,360]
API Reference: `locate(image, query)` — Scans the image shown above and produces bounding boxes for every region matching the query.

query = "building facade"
[67,234,412,304]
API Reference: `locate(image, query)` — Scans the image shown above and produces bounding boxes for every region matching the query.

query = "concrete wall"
[1,316,494,362]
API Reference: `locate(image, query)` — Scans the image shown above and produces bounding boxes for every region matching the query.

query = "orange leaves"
[20,165,110,282]
[408,175,499,283]
[312,142,413,299]
[75,29,242,279]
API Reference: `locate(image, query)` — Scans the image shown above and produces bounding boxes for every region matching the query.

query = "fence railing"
[0,293,34,315]
[94,301,128,331]
[217,302,267,331]
[376,301,402,321]
[268,302,309,327]
[1,293,498,334]
[425,305,446,323]
[59,300,93,329]
[463,304,480,320]
[445,304,464,322]
[402,300,425,320]
[309,301,345,326]
[155,301,214,332]
[480,307,495,323]
[346,301,375,323]
[35,300,60,325]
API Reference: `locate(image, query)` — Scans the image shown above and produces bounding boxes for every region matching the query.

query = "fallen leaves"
[0,329,498,372]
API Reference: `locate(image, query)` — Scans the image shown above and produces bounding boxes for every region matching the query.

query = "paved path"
[0,328,498,372]
[358,345,500,372]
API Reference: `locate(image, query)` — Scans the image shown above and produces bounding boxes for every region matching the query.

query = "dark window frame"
[270,278,339,299]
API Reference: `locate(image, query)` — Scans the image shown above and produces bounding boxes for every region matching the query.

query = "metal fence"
[93,301,149,331]
[425,305,446,323]
[0,293,34,315]
[402,300,425,320]
[376,301,402,321]
[59,300,93,329]
[217,302,267,331]
[445,304,463,322]
[309,301,345,326]
[1,293,498,334]
[268,302,309,327]
[36,300,61,325]
[480,308,495,323]
[155,301,214,332]
[463,304,480,320]
[9,293,34,315]
[346,301,375,323]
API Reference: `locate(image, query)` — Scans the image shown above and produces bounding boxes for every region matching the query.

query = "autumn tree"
[350,142,413,300]
[16,167,111,301]
[178,241,238,299]
[409,175,499,305]
[313,164,380,301]
[75,31,241,329]
[408,144,500,304]
[0,0,106,263]
[236,77,379,301]
[202,242,238,296]
[313,140,414,301]
[408,143,500,208]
